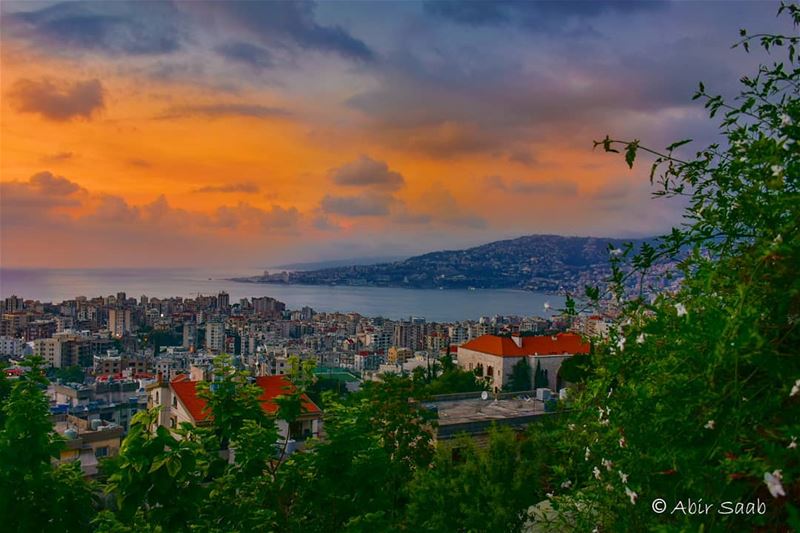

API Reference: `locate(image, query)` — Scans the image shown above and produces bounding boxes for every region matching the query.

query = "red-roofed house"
[147,374,322,442]
[457,333,590,391]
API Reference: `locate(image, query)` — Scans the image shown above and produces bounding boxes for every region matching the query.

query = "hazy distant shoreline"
[0,268,564,322]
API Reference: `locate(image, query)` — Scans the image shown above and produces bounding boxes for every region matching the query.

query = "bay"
[0,268,564,322]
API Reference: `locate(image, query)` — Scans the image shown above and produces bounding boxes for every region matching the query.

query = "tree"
[558,354,592,385]
[533,359,548,389]
[278,375,436,531]
[195,354,269,450]
[51,365,85,384]
[543,5,800,531]
[406,425,546,532]
[417,353,488,395]
[101,409,212,531]
[506,357,533,392]
[0,357,96,533]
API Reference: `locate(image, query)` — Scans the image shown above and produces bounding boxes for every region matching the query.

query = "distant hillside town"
[233,234,682,295]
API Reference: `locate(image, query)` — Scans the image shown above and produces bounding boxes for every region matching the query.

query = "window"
[487,365,494,377]
[170,417,177,429]
[172,396,177,408]
[95,446,109,458]
[154,391,159,404]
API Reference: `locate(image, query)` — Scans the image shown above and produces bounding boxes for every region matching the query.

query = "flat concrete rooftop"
[426,395,550,439]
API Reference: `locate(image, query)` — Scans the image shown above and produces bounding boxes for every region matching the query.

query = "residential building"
[182,321,197,350]
[52,414,124,477]
[108,308,132,337]
[147,374,322,445]
[205,321,225,353]
[457,333,590,391]
[0,336,26,357]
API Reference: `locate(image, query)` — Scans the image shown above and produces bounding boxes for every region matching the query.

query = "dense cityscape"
[0,288,605,479]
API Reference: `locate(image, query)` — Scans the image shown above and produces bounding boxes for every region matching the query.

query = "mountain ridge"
[233,234,657,293]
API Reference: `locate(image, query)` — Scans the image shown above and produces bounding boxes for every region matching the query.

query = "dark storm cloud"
[201,1,373,62]
[345,2,771,158]
[328,156,404,190]
[424,0,667,30]
[9,78,104,121]
[215,42,274,70]
[5,1,182,56]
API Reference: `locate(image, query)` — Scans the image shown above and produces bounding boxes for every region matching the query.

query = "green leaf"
[666,139,692,151]
[149,457,168,473]
[625,140,639,169]
[166,456,181,478]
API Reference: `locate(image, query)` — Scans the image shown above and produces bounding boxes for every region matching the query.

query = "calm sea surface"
[0,268,564,322]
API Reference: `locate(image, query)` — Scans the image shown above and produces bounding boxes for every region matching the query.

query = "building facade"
[457,333,590,391]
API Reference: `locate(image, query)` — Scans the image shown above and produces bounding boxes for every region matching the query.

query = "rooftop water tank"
[64,428,78,440]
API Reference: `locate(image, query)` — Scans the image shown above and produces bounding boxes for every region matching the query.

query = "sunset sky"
[0,1,790,268]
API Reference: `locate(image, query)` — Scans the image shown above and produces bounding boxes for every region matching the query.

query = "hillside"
[233,234,660,293]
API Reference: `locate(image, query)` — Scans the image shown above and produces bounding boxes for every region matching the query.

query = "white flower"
[592,528,599,533]
[543,302,551,311]
[704,420,715,430]
[600,418,610,426]
[616,336,626,352]
[561,480,572,489]
[610,248,623,256]
[598,407,606,418]
[619,437,626,448]
[619,471,629,484]
[774,234,783,245]
[764,470,786,498]
[781,113,793,126]
[568,423,576,431]
[607,387,613,398]
[789,437,797,450]
[636,333,645,344]
[585,447,591,461]
[593,466,602,480]
[771,164,785,177]
[625,486,638,505]
[791,379,800,397]
[546,492,554,499]
[602,458,614,471]
[675,303,688,317]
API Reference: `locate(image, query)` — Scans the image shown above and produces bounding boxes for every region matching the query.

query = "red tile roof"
[171,380,208,421]
[460,333,589,357]
[255,375,321,415]
[171,374,320,423]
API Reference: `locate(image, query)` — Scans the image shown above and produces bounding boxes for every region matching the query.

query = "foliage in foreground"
[540,5,800,531]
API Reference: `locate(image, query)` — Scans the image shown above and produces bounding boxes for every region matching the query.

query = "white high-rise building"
[205,322,225,353]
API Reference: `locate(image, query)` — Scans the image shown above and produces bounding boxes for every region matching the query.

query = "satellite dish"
[481,391,489,401]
